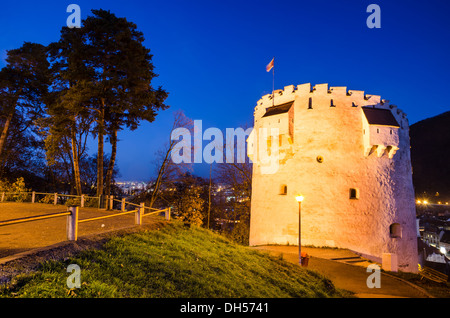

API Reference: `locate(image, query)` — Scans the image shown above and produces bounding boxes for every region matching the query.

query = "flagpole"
[272,57,275,107]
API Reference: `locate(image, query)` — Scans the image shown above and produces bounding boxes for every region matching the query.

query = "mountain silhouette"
[410,111,450,203]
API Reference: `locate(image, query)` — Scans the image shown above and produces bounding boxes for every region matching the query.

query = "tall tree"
[46,9,168,196]
[0,42,49,162]
[80,9,169,197]
[45,26,93,195]
[0,104,46,182]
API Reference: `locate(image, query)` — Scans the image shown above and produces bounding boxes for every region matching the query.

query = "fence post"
[109,195,114,210]
[31,191,35,204]
[165,207,171,221]
[121,198,126,212]
[67,206,79,241]
[101,195,107,210]
[54,193,58,205]
[80,195,85,208]
[136,202,144,225]
[1,192,4,202]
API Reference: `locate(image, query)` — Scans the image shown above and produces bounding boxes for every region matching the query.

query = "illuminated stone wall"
[248,83,419,272]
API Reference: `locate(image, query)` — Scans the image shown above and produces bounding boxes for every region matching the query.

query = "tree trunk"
[0,110,14,161]
[71,121,82,196]
[149,141,175,209]
[105,128,117,197]
[62,136,75,193]
[96,102,105,197]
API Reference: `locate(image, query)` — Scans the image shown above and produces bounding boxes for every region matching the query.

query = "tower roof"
[362,107,400,127]
[262,101,294,117]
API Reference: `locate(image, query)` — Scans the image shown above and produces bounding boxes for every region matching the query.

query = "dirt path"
[0,202,164,259]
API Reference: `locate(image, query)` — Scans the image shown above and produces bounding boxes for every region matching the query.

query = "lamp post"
[295,194,304,266]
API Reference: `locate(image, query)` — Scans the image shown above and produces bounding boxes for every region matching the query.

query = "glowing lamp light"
[423,200,428,204]
[295,195,304,202]
[440,246,446,255]
[416,200,421,204]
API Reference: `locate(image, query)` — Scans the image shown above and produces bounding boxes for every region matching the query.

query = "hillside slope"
[0,221,350,298]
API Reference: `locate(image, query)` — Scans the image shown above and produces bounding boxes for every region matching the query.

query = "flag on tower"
[266,58,274,72]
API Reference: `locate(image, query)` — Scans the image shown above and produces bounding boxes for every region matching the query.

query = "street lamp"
[295,194,304,266]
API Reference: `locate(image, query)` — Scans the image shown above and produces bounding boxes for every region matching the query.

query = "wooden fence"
[0,191,100,208]
[0,191,151,211]
[66,205,171,241]
[0,191,171,242]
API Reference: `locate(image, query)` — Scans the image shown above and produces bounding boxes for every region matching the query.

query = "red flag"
[266,58,274,72]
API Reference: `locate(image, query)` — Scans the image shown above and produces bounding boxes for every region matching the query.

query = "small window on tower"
[390,223,402,238]
[280,185,287,195]
[308,97,313,109]
[349,188,359,200]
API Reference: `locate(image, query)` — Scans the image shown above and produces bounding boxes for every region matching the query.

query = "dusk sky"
[1,0,449,181]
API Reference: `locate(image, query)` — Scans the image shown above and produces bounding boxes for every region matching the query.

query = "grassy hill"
[0,221,350,298]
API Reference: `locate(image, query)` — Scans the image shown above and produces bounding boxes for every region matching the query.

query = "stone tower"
[247,83,418,272]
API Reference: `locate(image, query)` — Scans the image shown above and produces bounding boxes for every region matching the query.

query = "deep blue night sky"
[1,0,449,180]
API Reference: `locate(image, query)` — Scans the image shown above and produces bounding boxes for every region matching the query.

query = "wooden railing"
[419,264,449,283]
[66,205,171,240]
[0,191,162,213]
[0,191,100,208]
[0,204,171,242]
[0,211,71,227]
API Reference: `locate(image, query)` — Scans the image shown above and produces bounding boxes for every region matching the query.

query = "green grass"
[0,221,351,298]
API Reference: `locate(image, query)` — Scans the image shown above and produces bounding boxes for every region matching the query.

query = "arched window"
[390,223,402,238]
[349,188,359,200]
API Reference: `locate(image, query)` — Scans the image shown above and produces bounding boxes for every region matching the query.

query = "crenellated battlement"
[257,83,387,107]
[255,83,408,127]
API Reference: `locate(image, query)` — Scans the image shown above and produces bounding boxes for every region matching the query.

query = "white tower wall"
[248,83,418,272]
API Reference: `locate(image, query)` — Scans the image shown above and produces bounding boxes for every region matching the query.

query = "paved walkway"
[0,202,160,259]
[253,245,432,298]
